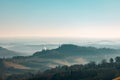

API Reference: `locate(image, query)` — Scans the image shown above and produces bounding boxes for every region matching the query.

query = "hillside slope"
[0,47,23,58]
[7,44,120,72]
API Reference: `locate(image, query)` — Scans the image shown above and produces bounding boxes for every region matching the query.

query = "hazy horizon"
[0,38,120,55]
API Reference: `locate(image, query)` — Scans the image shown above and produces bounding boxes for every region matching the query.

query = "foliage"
[6,56,120,80]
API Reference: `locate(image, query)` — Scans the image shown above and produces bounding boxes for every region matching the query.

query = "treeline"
[6,56,120,80]
[0,59,5,80]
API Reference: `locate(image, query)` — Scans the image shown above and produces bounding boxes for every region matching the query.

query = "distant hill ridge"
[33,44,118,57]
[0,46,22,58]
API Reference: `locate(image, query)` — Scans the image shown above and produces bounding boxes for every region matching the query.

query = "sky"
[0,0,120,39]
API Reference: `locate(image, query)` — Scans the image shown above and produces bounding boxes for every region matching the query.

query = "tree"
[109,58,114,63]
[115,57,120,63]
[0,58,5,80]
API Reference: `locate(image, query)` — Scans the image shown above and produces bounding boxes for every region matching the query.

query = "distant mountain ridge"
[33,44,118,58]
[0,47,22,58]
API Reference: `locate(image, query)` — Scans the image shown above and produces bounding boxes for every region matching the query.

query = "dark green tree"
[109,58,114,63]
[115,57,120,63]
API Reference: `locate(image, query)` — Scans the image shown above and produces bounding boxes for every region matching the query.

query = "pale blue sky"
[0,0,120,38]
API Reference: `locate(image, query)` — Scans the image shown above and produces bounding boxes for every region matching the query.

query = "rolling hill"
[1,44,120,79]
[5,44,120,73]
[0,47,23,58]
